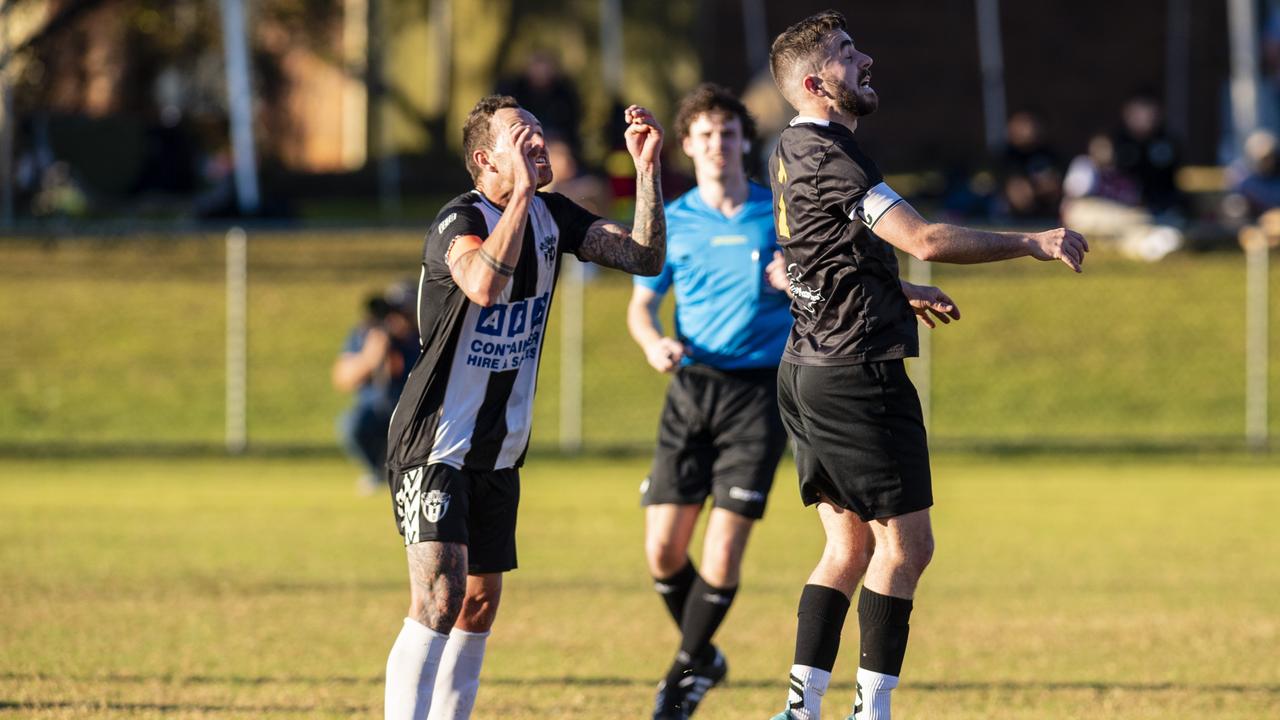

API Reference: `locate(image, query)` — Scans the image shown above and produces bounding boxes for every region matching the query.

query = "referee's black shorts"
[641,364,787,520]
[776,358,932,521]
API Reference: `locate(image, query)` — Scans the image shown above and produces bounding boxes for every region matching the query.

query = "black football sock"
[677,578,737,666]
[653,558,699,628]
[793,583,851,672]
[857,587,913,676]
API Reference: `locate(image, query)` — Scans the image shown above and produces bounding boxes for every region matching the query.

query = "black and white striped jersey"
[386,189,600,474]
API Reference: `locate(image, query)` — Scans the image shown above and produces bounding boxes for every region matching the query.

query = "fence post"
[908,256,933,433]
[560,257,585,453]
[226,227,248,454]
[1245,233,1269,452]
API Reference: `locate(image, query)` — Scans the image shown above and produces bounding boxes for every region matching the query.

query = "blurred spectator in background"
[999,110,1063,219]
[1062,133,1181,261]
[332,282,421,495]
[1226,129,1280,220]
[543,133,612,217]
[1112,93,1185,217]
[496,51,583,155]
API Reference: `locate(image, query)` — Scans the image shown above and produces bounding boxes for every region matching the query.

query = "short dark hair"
[769,10,849,102]
[462,94,522,182]
[674,83,757,146]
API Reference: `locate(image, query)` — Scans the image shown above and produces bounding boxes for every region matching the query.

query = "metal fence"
[0,228,1274,456]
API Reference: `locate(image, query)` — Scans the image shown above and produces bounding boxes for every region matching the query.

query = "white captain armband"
[851,182,904,229]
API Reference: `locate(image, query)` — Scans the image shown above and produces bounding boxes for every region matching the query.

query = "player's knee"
[645,537,688,577]
[407,577,465,633]
[457,588,501,631]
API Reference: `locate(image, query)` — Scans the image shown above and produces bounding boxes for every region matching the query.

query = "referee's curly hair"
[673,83,757,147]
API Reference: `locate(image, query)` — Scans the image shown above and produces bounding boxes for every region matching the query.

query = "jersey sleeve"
[422,204,489,285]
[541,192,603,259]
[815,146,905,231]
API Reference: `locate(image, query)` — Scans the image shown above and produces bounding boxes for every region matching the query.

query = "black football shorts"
[776,359,933,521]
[640,364,788,520]
[388,463,519,574]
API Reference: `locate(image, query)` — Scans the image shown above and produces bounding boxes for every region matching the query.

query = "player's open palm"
[624,105,664,167]
[902,282,960,329]
[507,124,539,193]
[1029,227,1089,273]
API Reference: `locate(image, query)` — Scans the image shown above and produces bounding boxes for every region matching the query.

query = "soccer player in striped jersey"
[381,95,666,720]
[628,83,792,720]
[765,11,1088,720]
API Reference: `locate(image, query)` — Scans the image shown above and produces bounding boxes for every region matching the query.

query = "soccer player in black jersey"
[381,95,666,720]
[765,12,1088,720]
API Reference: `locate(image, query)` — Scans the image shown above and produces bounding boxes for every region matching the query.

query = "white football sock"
[787,664,832,720]
[385,617,450,720]
[426,628,489,720]
[853,667,899,720]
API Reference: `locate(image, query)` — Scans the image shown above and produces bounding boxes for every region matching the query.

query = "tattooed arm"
[577,105,666,276]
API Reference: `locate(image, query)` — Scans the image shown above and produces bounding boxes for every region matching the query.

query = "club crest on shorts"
[424,489,451,523]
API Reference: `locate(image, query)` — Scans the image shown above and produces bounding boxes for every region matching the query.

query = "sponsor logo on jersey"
[438,212,458,235]
[786,263,825,313]
[728,486,765,504]
[466,292,551,371]
[424,489,451,523]
[710,234,747,246]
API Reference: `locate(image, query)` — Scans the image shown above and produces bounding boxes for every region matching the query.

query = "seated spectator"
[1000,110,1063,218]
[1226,129,1280,219]
[1062,133,1181,261]
[332,282,421,495]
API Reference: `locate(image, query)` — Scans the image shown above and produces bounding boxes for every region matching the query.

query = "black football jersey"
[768,119,918,365]
[386,190,599,474]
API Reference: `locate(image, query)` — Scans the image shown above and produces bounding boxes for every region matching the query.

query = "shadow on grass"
[5,672,1278,694]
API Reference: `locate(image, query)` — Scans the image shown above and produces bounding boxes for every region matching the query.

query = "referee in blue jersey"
[628,84,792,720]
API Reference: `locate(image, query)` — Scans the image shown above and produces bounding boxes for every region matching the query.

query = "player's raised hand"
[506,123,539,194]
[643,336,685,373]
[1027,227,1089,273]
[624,105,664,168]
[901,281,961,329]
[765,250,791,293]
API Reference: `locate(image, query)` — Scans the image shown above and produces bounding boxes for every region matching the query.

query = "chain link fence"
[1,229,1275,456]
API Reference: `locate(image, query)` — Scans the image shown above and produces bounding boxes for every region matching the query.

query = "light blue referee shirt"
[634,181,792,370]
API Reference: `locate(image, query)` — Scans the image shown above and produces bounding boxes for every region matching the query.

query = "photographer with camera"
[332,282,421,495]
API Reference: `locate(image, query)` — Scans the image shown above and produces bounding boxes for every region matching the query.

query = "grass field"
[2,452,1278,719]
[1,233,1278,452]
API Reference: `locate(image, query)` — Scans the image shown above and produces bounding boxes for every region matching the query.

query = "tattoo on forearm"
[477,247,515,276]
[406,541,468,633]
[579,169,666,275]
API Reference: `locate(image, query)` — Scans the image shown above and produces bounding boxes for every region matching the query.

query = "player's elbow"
[906,225,943,262]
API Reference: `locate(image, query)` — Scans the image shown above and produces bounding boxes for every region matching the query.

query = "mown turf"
[2,453,1277,718]
[1,234,1278,452]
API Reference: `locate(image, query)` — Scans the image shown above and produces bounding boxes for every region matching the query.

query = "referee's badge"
[424,489,451,523]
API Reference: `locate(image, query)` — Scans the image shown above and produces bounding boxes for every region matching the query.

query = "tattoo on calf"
[406,542,468,632]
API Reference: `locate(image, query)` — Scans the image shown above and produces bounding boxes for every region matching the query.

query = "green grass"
[1,233,1278,451]
[2,453,1278,718]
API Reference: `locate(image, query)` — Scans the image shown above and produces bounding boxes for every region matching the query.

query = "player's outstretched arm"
[577,105,666,276]
[875,201,1089,272]
[449,124,539,306]
[627,285,684,373]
